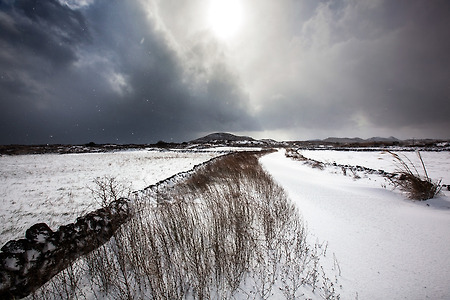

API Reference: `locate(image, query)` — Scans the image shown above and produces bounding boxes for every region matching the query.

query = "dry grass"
[387,151,442,200]
[31,151,340,299]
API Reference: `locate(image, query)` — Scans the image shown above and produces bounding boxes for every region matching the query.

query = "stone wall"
[0,198,130,299]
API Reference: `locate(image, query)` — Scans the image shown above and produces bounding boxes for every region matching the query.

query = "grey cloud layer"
[248,0,450,138]
[1,0,449,144]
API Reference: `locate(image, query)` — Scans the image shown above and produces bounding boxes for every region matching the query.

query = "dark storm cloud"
[0,0,89,66]
[0,0,257,144]
[0,0,89,101]
[0,0,92,143]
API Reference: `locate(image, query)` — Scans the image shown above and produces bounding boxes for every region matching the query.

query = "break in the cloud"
[0,0,449,144]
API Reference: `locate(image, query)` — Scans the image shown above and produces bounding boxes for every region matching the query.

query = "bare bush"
[89,176,131,207]
[387,151,442,200]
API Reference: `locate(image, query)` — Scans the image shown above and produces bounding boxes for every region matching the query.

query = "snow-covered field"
[0,150,219,246]
[260,150,450,299]
[301,149,450,185]
[2,147,450,299]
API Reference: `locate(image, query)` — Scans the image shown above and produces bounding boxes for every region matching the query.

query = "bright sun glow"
[208,0,244,40]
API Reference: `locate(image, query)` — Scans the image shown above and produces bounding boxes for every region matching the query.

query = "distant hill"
[190,132,255,143]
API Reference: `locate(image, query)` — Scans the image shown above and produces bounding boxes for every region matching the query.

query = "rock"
[0,271,12,290]
[57,223,76,243]
[1,253,24,272]
[1,239,30,254]
[26,223,53,244]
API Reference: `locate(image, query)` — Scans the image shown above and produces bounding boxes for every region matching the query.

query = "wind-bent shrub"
[387,151,442,200]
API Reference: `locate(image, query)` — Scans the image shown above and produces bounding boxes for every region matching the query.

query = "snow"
[260,150,450,299]
[3,147,450,299]
[301,150,450,185]
[196,146,263,152]
[0,149,219,246]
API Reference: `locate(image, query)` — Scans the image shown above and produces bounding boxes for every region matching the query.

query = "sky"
[1,0,449,144]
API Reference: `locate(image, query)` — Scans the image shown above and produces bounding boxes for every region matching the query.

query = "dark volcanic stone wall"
[0,198,130,299]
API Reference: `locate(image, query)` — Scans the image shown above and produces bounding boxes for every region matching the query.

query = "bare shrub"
[387,151,442,200]
[30,260,86,300]
[89,176,131,207]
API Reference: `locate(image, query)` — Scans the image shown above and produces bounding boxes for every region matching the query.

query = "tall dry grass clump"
[31,151,339,299]
[387,151,442,200]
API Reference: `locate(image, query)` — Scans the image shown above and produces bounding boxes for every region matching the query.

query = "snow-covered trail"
[260,150,450,300]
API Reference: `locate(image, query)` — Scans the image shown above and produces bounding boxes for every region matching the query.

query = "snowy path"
[260,150,450,300]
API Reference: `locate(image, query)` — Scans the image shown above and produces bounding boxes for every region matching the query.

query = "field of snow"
[2,147,449,299]
[0,149,220,246]
[301,149,450,185]
[260,150,450,299]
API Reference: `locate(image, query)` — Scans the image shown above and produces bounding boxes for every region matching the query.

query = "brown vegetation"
[387,151,442,200]
[31,151,340,299]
